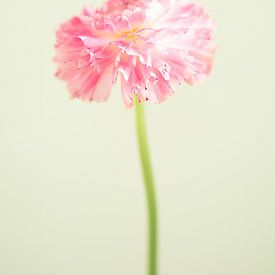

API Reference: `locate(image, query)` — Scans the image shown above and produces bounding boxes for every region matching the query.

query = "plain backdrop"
[0,0,274,274]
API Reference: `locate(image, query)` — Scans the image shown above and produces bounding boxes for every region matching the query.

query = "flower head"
[54,0,216,108]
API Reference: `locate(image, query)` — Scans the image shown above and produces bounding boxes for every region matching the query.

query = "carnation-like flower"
[54,0,216,108]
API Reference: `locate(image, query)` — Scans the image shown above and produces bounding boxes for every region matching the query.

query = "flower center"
[119,28,139,42]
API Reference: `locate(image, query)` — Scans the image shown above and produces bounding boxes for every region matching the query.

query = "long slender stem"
[134,96,158,275]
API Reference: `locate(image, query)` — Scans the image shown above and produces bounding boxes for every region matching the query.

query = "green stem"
[134,96,158,275]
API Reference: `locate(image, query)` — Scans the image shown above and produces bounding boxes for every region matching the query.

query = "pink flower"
[54,0,216,108]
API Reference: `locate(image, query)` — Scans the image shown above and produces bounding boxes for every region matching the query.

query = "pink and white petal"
[91,66,115,102]
[121,76,134,108]
[147,71,175,103]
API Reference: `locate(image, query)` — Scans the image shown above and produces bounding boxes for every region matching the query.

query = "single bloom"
[54,0,216,108]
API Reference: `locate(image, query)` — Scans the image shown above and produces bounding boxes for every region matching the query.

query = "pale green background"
[0,0,274,274]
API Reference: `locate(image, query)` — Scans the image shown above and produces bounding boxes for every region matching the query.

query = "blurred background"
[0,0,274,274]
